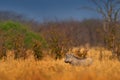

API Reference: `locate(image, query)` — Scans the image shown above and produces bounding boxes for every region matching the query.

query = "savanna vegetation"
[0,0,120,79]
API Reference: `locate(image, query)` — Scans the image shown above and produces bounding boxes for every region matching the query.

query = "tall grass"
[0,47,120,80]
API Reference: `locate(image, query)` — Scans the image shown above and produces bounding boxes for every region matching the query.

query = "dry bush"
[32,40,43,60]
[41,24,68,60]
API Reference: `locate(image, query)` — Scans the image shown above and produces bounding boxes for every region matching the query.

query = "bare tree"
[82,0,120,60]
[82,0,120,31]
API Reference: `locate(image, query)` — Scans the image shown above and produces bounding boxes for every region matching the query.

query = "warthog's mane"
[66,53,86,60]
[72,55,86,60]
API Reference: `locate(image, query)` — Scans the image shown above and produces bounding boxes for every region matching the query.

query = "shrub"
[0,21,46,59]
[32,40,43,60]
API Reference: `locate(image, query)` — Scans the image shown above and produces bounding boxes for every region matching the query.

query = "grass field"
[0,47,120,80]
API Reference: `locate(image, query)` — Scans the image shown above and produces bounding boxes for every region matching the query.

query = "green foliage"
[0,21,46,59]
[25,31,45,48]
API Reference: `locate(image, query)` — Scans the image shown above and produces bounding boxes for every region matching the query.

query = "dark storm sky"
[0,0,100,22]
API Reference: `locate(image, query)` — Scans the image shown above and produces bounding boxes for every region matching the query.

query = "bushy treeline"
[39,19,104,46]
[37,19,105,59]
[38,21,120,61]
[38,20,120,60]
[0,11,120,60]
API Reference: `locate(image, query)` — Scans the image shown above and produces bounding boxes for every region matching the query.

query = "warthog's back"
[77,58,93,66]
[64,53,93,66]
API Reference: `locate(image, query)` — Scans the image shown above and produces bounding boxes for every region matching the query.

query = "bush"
[0,21,46,59]
[32,40,43,60]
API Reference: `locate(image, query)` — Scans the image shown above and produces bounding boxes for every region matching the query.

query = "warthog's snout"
[64,58,71,63]
[64,53,72,63]
[64,60,69,63]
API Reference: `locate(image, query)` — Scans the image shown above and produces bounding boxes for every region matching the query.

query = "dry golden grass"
[0,47,120,80]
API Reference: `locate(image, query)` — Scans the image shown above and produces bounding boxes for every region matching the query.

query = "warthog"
[64,53,93,66]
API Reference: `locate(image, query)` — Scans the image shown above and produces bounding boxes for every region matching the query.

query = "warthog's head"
[64,53,73,63]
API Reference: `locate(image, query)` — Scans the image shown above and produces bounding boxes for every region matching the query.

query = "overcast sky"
[0,0,100,22]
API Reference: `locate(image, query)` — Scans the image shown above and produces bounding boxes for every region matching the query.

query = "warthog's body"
[64,53,93,66]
